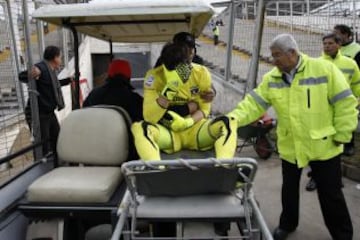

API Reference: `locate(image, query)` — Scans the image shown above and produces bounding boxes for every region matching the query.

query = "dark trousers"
[344,132,355,148]
[279,156,353,240]
[214,35,219,45]
[26,111,60,156]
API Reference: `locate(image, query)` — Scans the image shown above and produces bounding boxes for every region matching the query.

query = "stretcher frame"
[111,158,274,240]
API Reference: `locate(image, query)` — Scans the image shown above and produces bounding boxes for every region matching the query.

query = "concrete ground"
[238,146,360,240]
[196,18,360,239]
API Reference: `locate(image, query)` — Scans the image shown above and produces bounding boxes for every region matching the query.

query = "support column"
[22,0,43,160]
[225,0,236,82]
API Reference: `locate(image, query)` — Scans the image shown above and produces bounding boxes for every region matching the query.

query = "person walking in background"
[334,24,360,156]
[227,34,356,240]
[306,33,360,191]
[19,46,72,158]
[213,25,219,46]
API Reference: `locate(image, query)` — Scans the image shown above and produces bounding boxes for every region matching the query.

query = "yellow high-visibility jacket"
[229,53,358,167]
[341,41,360,60]
[320,51,360,97]
[213,26,219,36]
[143,64,212,124]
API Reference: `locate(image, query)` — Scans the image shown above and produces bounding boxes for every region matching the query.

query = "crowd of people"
[21,23,360,240]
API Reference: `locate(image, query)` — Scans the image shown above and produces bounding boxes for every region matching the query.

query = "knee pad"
[209,116,236,144]
[132,121,159,149]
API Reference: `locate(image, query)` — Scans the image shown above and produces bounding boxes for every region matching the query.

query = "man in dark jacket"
[83,59,143,122]
[19,46,72,157]
[83,59,143,160]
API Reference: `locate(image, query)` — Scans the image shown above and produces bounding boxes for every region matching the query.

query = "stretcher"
[111,158,274,240]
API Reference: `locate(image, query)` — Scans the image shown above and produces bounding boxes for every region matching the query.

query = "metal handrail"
[0,142,43,165]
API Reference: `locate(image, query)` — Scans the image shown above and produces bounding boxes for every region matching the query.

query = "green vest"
[213,26,219,36]
[340,42,360,59]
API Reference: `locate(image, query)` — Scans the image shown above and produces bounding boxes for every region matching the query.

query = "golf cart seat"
[27,106,130,203]
[18,106,131,217]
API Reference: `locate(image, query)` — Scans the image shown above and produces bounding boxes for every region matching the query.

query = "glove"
[167,111,194,132]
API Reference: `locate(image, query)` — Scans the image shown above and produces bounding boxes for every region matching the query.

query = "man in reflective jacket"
[227,34,357,240]
[334,24,360,156]
[306,33,360,191]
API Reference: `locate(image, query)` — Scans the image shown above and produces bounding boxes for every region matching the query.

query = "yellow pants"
[131,116,237,160]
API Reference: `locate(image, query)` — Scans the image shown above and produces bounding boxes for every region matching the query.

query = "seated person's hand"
[31,66,41,79]
[168,111,194,132]
[200,89,216,102]
[187,101,199,114]
[156,96,170,109]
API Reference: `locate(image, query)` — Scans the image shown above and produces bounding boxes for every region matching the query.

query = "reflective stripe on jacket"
[229,53,358,167]
[320,51,360,97]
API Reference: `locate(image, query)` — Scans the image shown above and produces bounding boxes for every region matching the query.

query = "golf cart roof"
[32,0,215,43]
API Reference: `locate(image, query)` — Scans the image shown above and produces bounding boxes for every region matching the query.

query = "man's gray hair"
[270,34,299,53]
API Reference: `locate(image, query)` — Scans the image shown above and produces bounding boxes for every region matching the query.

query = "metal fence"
[0,0,72,185]
[197,0,360,87]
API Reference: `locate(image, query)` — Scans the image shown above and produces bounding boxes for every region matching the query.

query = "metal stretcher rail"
[111,158,273,240]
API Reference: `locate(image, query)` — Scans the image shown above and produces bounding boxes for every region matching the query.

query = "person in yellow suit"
[131,42,237,161]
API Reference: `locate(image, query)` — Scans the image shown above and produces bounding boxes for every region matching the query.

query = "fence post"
[306,0,310,34]
[327,0,330,31]
[290,0,293,32]
[5,0,25,110]
[245,0,265,94]
[276,1,279,27]
[35,1,45,57]
[62,28,69,68]
[353,0,357,41]
[22,0,43,160]
[225,0,236,82]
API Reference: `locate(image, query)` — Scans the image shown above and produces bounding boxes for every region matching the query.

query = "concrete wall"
[56,37,93,122]
[211,74,245,115]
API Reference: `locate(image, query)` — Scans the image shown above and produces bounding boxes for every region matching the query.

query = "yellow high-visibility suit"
[320,51,360,96]
[131,64,237,160]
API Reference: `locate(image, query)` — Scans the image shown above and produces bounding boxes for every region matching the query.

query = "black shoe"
[273,227,291,240]
[343,145,355,156]
[305,177,317,191]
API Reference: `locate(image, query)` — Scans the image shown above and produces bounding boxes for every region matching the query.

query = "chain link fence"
[197,0,360,87]
[0,0,72,185]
